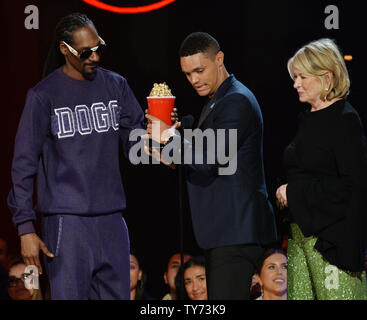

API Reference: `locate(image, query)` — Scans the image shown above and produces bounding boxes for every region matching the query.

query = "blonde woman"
[276,38,367,300]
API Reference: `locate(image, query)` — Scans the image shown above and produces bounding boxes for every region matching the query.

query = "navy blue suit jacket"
[183,75,278,249]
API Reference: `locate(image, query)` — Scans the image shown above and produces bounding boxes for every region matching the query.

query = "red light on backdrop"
[82,0,176,14]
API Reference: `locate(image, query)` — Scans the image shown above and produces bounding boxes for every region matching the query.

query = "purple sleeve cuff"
[18,221,36,236]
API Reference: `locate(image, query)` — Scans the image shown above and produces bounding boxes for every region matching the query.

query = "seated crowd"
[0,236,291,300]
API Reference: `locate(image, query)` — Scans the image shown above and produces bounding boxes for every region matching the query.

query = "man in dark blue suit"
[146,32,278,299]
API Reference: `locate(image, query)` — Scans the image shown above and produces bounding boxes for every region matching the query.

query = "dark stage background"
[1,0,366,299]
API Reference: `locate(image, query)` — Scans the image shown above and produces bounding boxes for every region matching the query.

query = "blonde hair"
[287,38,350,101]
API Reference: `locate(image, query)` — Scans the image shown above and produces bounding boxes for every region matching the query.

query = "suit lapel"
[197,74,235,128]
[197,102,215,128]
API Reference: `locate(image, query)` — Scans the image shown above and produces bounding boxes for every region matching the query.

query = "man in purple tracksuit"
[7,13,144,299]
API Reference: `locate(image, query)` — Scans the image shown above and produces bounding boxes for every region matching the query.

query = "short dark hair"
[179,32,220,59]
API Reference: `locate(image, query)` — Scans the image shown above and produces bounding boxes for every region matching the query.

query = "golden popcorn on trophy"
[147,82,175,126]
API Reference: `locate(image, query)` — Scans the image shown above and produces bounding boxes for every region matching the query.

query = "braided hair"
[42,13,95,78]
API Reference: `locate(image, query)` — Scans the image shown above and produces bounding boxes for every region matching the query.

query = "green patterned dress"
[287,223,367,300]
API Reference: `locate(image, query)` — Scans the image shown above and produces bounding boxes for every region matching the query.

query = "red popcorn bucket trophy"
[147,83,175,126]
[147,96,175,126]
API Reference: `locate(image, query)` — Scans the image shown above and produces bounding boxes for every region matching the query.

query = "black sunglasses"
[8,273,32,287]
[63,36,106,60]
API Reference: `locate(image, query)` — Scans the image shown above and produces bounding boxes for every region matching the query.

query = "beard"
[82,62,98,80]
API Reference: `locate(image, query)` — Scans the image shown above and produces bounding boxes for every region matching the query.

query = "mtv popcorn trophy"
[145,82,177,163]
[147,83,175,125]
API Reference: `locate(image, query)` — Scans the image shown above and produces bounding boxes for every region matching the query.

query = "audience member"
[130,252,153,300]
[162,252,192,300]
[253,248,287,300]
[175,256,207,300]
[7,257,43,300]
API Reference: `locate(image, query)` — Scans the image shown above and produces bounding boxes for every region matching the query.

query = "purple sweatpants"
[42,213,130,300]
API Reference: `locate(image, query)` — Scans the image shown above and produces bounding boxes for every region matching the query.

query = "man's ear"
[59,42,68,56]
[216,51,224,67]
[163,272,168,285]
